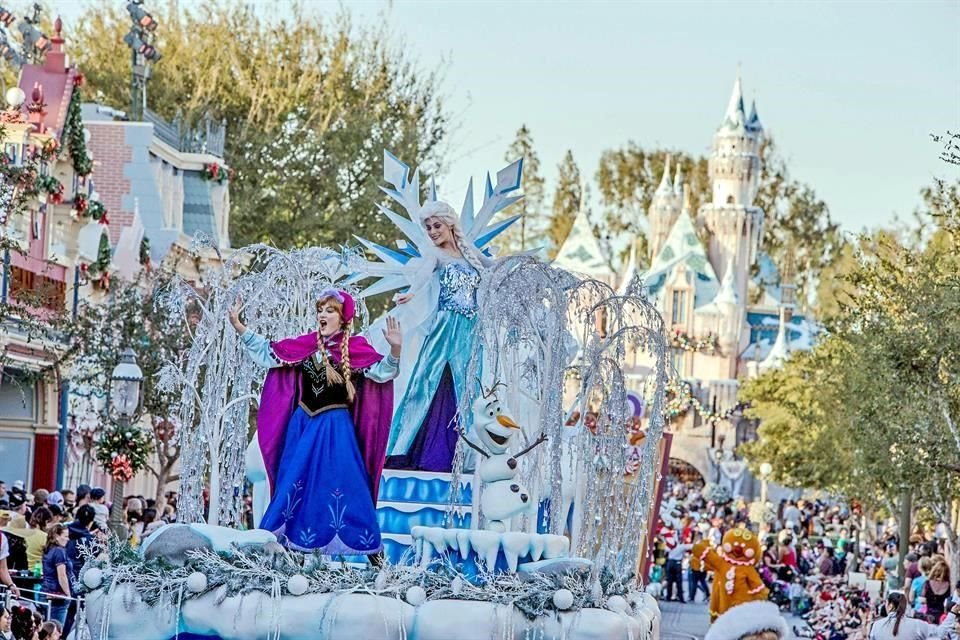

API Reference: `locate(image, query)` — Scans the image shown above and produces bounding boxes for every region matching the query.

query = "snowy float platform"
[79,523,661,640]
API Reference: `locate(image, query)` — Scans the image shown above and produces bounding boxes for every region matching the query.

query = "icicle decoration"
[452,256,668,582]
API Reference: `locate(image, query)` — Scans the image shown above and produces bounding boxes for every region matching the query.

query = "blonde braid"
[452,225,485,273]
[321,346,345,387]
[340,322,355,402]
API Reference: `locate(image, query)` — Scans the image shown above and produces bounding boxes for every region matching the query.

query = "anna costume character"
[234,289,400,554]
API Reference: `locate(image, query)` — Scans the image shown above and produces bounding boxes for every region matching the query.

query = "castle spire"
[656,154,673,195]
[673,160,684,197]
[722,76,747,130]
[747,99,763,132]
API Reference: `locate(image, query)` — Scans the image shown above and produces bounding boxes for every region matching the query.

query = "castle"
[554,76,813,497]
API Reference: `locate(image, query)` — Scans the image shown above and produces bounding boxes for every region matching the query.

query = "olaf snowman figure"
[460,382,548,532]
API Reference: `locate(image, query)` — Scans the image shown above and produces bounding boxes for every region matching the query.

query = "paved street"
[658,599,804,640]
[659,599,713,640]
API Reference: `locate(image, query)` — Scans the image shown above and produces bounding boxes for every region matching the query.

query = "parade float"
[75,152,671,640]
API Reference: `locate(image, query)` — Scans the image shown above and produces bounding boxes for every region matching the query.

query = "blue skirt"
[259,406,381,554]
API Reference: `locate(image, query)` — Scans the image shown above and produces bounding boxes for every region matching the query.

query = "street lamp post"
[109,347,143,540]
[759,462,773,504]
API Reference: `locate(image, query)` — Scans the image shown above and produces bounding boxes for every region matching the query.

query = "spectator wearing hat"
[89,489,109,530]
[46,492,64,511]
[5,494,28,530]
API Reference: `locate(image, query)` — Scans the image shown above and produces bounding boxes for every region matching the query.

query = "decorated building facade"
[0,20,232,494]
[554,76,813,499]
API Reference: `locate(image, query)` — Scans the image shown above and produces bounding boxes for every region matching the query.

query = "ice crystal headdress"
[349,150,524,298]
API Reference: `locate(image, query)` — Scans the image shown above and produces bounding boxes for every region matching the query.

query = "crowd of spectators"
[0,478,179,638]
[651,481,959,638]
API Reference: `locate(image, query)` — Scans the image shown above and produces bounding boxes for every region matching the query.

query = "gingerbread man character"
[691,527,769,622]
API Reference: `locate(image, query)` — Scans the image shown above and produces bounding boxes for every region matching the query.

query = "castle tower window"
[726,195,734,204]
[671,290,687,324]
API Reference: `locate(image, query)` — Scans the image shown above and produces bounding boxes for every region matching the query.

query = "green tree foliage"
[69,1,448,251]
[547,150,582,260]
[63,271,191,502]
[740,180,960,563]
[499,125,546,253]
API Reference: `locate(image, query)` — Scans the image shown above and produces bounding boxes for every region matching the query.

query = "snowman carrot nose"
[496,415,521,429]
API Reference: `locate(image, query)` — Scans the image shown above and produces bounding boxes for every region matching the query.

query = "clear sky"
[57,0,960,233]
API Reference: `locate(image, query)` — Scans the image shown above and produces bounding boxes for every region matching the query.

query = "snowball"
[287,574,309,596]
[82,568,103,590]
[186,572,208,593]
[606,595,628,613]
[405,585,427,606]
[553,588,574,610]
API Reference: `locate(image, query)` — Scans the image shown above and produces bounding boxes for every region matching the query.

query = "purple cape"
[257,331,393,502]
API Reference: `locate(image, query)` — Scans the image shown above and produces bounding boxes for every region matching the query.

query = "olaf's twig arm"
[457,427,490,459]
[515,432,548,459]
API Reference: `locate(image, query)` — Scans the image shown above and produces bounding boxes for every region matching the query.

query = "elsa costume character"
[383,200,491,472]
[232,289,401,554]
[356,152,525,471]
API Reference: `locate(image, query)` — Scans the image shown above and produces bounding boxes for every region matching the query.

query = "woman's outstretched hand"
[228,297,245,334]
[383,316,402,357]
[395,292,414,305]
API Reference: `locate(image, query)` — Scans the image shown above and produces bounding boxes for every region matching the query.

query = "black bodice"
[298,355,356,415]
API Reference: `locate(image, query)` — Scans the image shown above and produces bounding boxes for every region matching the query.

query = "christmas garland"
[662,378,746,423]
[62,80,93,177]
[35,174,64,203]
[79,540,638,623]
[671,330,720,354]
[83,233,113,290]
[201,162,233,184]
[0,139,63,201]
[94,419,152,482]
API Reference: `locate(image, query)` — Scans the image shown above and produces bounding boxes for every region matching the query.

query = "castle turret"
[647,154,683,261]
[698,75,765,304]
[708,76,762,207]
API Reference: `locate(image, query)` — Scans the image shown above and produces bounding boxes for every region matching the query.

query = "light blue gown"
[385,259,481,470]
